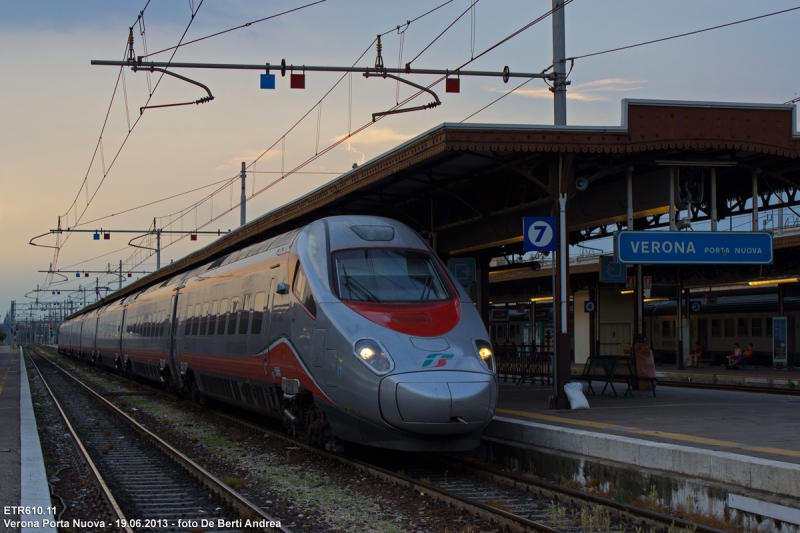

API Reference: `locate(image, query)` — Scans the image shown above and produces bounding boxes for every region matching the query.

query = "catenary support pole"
[669,168,677,230]
[752,170,759,231]
[711,168,718,231]
[241,162,247,227]
[119,260,122,290]
[156,230,161,270]
[552,0,567,125]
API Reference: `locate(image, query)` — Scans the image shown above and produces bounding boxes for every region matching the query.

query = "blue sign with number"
[523,217,557,252]
[614,231,773,264]
[599,255,627,283]
[584,301,597,313]
[690,301,702,313]
[448,258,476,286]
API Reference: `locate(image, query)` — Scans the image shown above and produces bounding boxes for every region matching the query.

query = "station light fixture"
[620,290,634,295]
[643,297,670,302]
[530,296,553,302]
[747,277,799,287]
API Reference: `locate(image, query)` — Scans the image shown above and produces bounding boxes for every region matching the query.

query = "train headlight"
[474,340,495,372]
[354,339,394,374]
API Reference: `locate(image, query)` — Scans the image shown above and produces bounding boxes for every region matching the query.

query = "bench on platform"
[579,355,658,397]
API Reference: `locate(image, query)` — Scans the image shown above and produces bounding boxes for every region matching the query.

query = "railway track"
[215,408,729,533]
[658,379,800,395]
[37,345,728,532]
[27,346,288,533]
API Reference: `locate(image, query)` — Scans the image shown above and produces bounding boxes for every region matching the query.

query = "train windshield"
[332,249,450,303]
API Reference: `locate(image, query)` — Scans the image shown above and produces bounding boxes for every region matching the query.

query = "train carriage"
[59,216,498,451]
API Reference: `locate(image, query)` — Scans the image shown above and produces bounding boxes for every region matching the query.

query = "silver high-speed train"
[59,216,497,451]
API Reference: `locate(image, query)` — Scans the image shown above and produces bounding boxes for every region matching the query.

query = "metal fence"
[494,343,552,385]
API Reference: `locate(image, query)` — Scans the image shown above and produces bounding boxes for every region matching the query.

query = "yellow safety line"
[495,408,800,459]
[0,364,10,396]
[749,447,800,459]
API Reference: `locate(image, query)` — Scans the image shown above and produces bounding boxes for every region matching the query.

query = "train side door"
[168,294,182,385]
[263,277,277,374]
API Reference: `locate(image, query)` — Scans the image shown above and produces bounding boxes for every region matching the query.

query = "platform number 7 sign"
[523,217,558,252]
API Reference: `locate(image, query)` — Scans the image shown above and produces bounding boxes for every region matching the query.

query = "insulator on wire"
[375,36,384,70]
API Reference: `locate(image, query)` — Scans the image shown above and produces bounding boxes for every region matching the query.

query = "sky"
[1,0,799,323]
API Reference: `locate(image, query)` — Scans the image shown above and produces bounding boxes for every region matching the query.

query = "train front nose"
[379,372,497,435]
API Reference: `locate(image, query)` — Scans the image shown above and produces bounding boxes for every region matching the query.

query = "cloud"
[332,127,414,145]
[488,78,646,102]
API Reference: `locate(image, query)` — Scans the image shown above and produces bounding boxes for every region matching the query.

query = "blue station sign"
[614,231,773,265]
[523,217,558,252]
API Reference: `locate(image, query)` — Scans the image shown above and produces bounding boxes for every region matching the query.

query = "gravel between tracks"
[27,353,118,533]
[37,350,500,533]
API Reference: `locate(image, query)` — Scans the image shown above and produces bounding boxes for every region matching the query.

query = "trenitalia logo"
[422,353,454,368]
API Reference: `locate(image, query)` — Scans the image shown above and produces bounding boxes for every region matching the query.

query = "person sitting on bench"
[730,342,755,369]
[688,341,705,367]
[725,342,741,368]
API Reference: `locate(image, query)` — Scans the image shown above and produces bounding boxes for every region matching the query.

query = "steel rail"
[26,348,134,533]
[29,347,291,533]
[658,379,800,395]
[210,411,560,533]
[40,345,725,533]
[437,456,731,533]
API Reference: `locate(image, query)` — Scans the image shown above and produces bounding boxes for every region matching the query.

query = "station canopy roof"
[76,99,800,314]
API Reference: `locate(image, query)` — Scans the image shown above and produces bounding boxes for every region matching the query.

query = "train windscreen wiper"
[341,265,381,303]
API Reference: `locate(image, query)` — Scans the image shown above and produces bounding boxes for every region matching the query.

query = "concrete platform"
[0,345,57,533]
[481,379,800,530]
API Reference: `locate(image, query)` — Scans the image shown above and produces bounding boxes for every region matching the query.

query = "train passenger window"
[711,319,722,337]
[184,305,192,336]
[661,320,670,337]
[192,304,201,336]
[160,311,166,337]
[766,317,773,336]
[210,301,219,334]
[293,264,317,318]
[252,292,266,335]
[200,302,210,335]
[228,297,240,335]
[737,318,748,337]
[724,318,735,337]
[752,318,762,337]
[218,299,228,335]
[239,294,251,334]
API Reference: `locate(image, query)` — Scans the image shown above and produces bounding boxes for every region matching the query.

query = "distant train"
[59,216,498,451]
[644,294,799,365]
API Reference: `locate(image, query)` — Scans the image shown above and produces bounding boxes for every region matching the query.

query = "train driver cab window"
[711,319,722,337]
[752,318,762,337]
[766,317,773,336]
[661,320,670,338]
[218,299,228,335]
[331,249,449,303]
[724,318,735,337]
[293,264,317,318]
[228,297,240,334]
[252,292,266,335]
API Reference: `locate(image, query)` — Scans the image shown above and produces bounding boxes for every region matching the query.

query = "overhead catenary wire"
[406,0,480,68]
[142,0,328,58]
[569,5,800,61]
[106,0,570,280]
[56,0,547,293]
